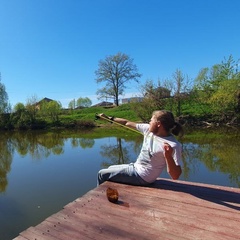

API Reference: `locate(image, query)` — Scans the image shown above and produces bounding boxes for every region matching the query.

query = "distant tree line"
[0,53,239,129]
[2,96,62,129]
[68,97,92,110]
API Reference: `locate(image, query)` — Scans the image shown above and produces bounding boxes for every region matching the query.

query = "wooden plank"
[51,192,182,240]
[12,236,28,240]
[100,182,240,220]
[14,178,240,240]
[59,203,181,240]
[100,180,240,214]
[34,220,94,240]
[18,226,59,240]
[58,184,240,240]
[68,188,239,239]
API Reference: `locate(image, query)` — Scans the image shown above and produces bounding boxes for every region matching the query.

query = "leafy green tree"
[0,74,10,114]
[194,55,240,119]
[195,55,239,90]
[11,102,33,129]
[0,75,11,128]
[208,79,240,117]
[76,97,92,108]
[209,56,240,117]
[68,99,76,109]
[13,102,25,113]
[211,55,238,85]
[40,100,62,122]
[193,67,214,114]
[95,52,142,106]
[47,101,62,122]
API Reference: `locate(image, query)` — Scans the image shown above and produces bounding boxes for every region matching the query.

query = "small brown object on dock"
[106,187,119,203]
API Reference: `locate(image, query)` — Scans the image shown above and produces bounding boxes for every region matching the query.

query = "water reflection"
[0,128,240,240]
[0,132,13,192]
[0,128,240,195]
[100,137,142,167]
[0,130,96,193]
[11,131,65,159]
[71,138,95,149]
[182,127,240,187]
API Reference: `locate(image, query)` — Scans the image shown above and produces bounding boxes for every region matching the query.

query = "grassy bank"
[59,102,239,129]
[1,102,239,131]
[59,104,140,127]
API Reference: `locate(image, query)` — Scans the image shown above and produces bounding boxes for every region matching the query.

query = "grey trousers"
[97,163,150,186]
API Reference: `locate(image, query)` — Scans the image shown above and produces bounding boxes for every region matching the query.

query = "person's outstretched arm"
[98,113,137,129]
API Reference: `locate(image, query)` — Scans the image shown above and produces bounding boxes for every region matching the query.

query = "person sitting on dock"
[97,110,183,186]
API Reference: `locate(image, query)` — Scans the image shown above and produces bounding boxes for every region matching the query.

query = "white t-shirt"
[134,123,182,183]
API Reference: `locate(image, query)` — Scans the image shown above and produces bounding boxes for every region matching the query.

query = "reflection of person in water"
[97,110,184,186]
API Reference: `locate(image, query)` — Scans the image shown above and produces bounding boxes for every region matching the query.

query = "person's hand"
[163,142,173,158]
[97,113,108,120]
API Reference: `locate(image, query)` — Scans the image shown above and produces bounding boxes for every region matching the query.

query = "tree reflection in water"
[11,131,65,160]
[100,138,129,167]
[71,138,94,149]
[181,127,240,187]
[0,132,13,192]
[0,130,97,193]
[0,127,240,193]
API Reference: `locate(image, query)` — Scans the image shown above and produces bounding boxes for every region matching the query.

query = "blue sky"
[0,0,239,108]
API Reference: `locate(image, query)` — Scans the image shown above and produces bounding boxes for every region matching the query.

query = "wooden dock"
[13,178,240,240]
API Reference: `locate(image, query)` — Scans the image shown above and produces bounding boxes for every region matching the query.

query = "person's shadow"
[151,178,240,211]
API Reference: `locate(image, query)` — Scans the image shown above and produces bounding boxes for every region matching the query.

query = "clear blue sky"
[1,0,239,108]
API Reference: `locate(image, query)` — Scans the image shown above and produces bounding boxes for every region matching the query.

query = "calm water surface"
[0,128,239,239]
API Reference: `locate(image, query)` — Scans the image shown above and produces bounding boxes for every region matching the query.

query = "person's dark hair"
[153,110,184,136]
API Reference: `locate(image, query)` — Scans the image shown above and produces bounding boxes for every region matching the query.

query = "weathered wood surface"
[13,178,240,240]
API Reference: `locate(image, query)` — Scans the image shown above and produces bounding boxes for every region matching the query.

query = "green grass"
[59,104,140,124]
[59,102,199,127]
[8,101,237,131]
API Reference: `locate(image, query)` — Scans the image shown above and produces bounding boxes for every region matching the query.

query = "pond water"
[0,127,240,239]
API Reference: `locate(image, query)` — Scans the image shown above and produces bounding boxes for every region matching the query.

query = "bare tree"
[25,95,39,123]
[172,69,192,116]
[95,52,142,106]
